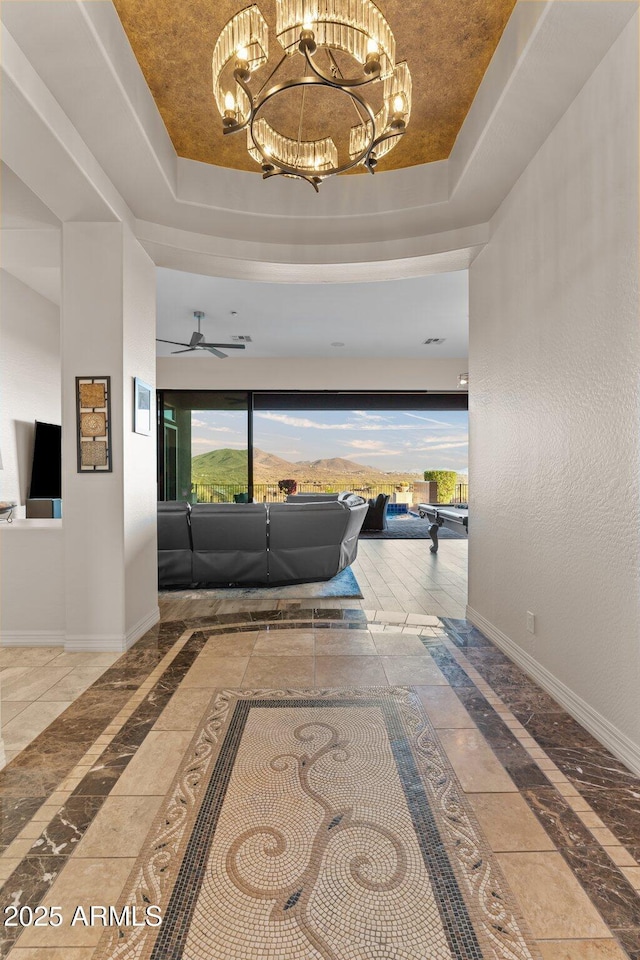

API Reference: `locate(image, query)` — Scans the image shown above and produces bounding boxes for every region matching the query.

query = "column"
[61,222,158,650]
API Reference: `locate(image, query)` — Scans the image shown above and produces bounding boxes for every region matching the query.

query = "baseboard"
[0,630,65,647]
[126,607,161,649]
[466,605,640,778]
[64,607,160,653]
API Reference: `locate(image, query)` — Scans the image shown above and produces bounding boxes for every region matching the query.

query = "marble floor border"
[0,627,207,957]
[0,620,194,852]
[435,623,640,960]
[0,610,446,957]
[3,609,640,959]
[442,618,640,858]
[0,607,430,841]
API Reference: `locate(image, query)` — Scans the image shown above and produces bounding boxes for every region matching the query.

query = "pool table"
[418,503,468,553]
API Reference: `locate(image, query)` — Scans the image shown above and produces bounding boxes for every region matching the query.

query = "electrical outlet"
[526,611,535,634]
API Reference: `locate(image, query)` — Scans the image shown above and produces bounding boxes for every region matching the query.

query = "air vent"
[231,335,252,342]
[423,338,446,344]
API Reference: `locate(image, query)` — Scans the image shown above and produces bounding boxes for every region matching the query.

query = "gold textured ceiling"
[112,0,517,174]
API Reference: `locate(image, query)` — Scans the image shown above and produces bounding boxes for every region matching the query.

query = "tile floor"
[0,648,119,766]
[158,538,469,622]
[1,539,639,958]
[2,538,463,771]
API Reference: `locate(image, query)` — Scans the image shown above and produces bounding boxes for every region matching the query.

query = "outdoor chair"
[361,493,390,531]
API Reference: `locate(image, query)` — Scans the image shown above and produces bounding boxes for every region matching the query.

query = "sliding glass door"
[158,391,468,503]
[159,392,250,502]
[253,394,468,502]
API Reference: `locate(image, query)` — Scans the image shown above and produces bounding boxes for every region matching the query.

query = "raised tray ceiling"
[113,0,517,174]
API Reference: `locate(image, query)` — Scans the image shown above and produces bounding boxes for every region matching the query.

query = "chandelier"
[212,1,411,191]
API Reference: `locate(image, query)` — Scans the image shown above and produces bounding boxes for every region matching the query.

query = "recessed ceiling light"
[230,310,238,316]
[331,342,345,347]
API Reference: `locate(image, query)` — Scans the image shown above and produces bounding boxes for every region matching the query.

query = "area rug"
[159,565,363,599]
[94,687,538,960]
[360,513,466,540]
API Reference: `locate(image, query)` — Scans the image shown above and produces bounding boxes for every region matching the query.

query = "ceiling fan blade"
[199,342,246,350]
[205,347,228,358]
[156,338,190,347]
[189,331,204,347]
[171,347,196,354]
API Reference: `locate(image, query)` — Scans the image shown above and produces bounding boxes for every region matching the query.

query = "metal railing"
[190,481,412,503]
[188,480,469,504]
[452,483,468,504]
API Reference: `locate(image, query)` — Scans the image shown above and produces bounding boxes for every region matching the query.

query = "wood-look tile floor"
[158,538,469,623]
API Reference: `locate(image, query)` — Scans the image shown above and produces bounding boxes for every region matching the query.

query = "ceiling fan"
[156,311,246,359]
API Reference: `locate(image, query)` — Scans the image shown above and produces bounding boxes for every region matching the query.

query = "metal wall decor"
[213,1,411,191]
[76,376,112,472]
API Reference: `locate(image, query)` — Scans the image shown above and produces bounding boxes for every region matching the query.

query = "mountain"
[253,448,302,475]
[191,447,417,484]
[295,457,376,473]
[191,448,249,483]
[191,447,308,484]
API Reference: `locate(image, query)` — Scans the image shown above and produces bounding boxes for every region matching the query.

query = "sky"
[191,409,469,474]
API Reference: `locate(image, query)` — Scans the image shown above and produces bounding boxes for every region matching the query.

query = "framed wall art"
[134,377,153,436]
[76,376,112,473]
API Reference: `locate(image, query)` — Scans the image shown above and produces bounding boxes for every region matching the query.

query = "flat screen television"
[29,421,62,499]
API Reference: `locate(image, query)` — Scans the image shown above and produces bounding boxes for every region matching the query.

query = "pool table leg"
[428,522,440,553]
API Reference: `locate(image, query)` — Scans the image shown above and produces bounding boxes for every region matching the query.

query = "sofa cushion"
[157,498,368,586]
[157,501,192,586]
[268,501,358,584]
[157,501,191,550]
[190,503,268,584]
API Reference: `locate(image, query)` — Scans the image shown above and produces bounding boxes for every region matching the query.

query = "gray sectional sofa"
[157,495,367,587]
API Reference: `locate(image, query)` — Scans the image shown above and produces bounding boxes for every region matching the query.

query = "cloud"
[403,413,456,427]
[431,455,466,465]
[351,411,391,423]
[257,412,342,430]
[191,419,237,434]
[191,438,246,448]
[257,431,302,441]
[414,441,468,452]
[256,412,462,434]
[356,450,405,457]
[345,439,387,450]
[414,435,467,445]
[340,440,404,456]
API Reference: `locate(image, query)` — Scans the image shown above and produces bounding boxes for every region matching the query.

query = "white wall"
[122,228,158,638]
[0,521,64,640]
[61,224,127,648]
[468,15,640,770]
[0,226,157,652]
[157,357,466,392]
[61,223,158,651]
[0,270,60,518]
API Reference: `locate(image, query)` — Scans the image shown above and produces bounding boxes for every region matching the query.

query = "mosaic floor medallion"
[94,687,540,960]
